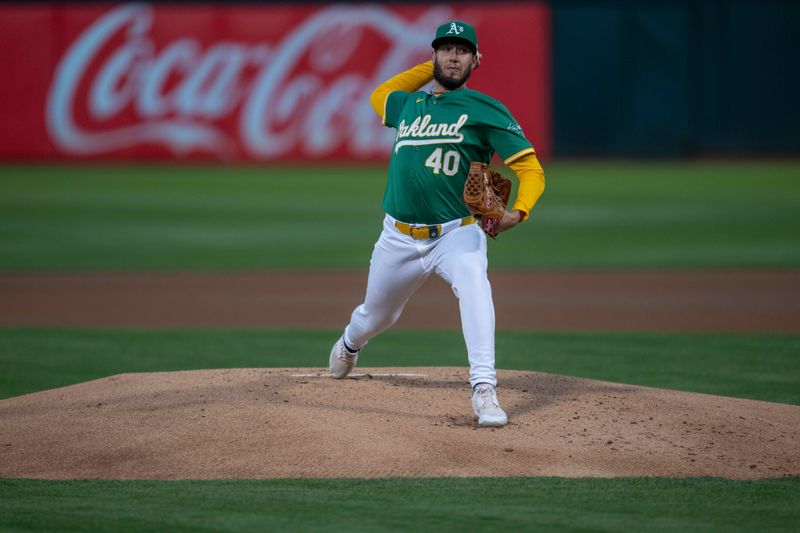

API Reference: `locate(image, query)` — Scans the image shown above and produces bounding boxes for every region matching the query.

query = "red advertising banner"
[0,3,550,162]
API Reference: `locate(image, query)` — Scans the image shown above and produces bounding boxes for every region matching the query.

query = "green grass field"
[2,161,799,531]
[1,161,799,269]
[2,477,798,532]
[1,328,798,405]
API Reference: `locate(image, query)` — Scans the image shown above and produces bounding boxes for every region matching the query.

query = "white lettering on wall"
[46,3,452,160]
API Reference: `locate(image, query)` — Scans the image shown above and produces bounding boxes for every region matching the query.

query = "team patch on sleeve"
[507,122,524,135]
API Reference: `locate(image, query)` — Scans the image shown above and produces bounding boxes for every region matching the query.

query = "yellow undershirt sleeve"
[507,153,545,221]
[369,61,434,119]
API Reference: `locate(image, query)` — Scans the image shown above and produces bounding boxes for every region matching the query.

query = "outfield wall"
[552,0,800,157]
[0,2,551,163]
[2,1,797,162]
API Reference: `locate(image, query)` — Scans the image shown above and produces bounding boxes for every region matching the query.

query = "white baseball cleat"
[471,383,508,427]
[329,336,359,379]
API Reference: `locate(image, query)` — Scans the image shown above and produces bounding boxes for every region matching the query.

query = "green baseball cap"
[431,21,478,53]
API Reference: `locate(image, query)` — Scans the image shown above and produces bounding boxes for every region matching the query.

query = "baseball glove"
[463,162,512,238]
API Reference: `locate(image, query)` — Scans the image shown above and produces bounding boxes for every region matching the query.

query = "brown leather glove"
[463,162,512,238]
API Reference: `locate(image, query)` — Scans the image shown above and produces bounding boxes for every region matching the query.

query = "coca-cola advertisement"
[0,3,551,162]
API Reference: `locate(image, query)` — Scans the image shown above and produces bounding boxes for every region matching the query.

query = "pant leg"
[344,216,430,350]
[431,224,496,388]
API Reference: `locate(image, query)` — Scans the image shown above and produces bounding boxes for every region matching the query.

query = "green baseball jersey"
[382,88,534,225]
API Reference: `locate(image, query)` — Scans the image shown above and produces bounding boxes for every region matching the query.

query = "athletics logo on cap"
[432,20,478,53]
[447,23,464,35]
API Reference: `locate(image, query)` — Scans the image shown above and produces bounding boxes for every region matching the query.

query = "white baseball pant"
[343,214,497,388]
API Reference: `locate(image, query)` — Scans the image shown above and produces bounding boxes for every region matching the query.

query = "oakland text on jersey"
[393,113,469,153]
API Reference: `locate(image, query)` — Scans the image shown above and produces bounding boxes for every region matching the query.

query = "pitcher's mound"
[1,368,798,480]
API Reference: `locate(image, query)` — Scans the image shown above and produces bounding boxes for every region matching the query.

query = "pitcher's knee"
[450,265,489,295]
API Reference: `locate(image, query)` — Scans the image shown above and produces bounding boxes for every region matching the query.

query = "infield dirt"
[1,270,799,332]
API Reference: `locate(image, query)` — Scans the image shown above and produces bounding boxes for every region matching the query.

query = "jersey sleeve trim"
[503,147,536,165]
[381,92,391,126]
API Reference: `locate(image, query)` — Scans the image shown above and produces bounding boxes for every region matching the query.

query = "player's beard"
[433,58,473,91]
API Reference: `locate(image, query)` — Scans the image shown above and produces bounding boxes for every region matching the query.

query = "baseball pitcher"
[329,20,545,426]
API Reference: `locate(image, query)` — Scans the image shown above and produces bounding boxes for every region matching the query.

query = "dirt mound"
[1,368,797,480]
